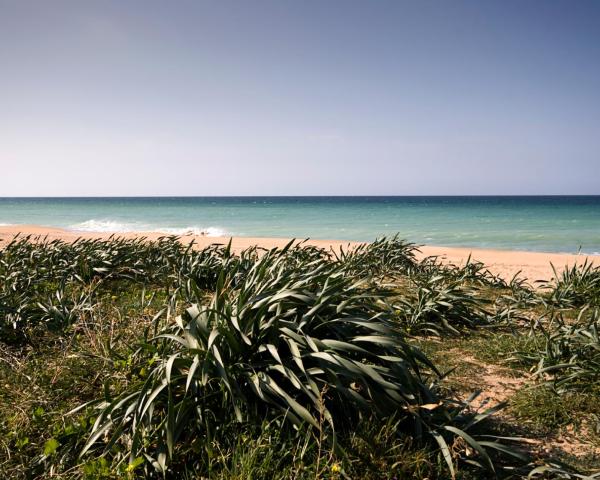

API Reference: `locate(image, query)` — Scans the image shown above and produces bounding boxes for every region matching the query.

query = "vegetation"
[546,262,600,308]
[0,235,599,479]
[517,307,600,393]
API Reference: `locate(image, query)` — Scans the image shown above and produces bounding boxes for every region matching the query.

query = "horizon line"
[1,194,599,199]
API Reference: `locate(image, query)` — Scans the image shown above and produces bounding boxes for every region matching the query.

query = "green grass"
[546,261,600,308]
[509,385,600,433]
[1,235,599,479]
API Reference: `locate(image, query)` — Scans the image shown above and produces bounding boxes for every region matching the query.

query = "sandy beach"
[0,224,595,283]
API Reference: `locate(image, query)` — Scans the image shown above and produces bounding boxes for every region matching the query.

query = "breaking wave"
[69,220,137,232]
[68,219,229,237]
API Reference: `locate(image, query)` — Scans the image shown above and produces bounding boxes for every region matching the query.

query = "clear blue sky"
[1,0,599,196]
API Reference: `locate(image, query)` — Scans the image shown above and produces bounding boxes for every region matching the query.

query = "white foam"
[69,219,137,232]
[69,219,229,237]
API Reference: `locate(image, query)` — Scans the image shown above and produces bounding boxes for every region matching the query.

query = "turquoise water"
[0,197,599,254]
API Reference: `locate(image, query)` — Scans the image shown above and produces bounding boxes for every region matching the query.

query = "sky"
[1,0,599,196]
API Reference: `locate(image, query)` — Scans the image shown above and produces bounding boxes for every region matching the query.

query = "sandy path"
[0,225,595,282]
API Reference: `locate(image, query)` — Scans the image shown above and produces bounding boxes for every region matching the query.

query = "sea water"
[0,196,599,254]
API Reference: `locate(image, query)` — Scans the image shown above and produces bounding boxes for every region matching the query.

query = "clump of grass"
[0,235,190,343]
[414,254,517,290]
[333,235,418,278]
[516,308,600,393]
[547,260,600,308]
[392,275,491,336]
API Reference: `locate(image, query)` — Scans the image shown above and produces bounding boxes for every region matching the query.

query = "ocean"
[0,196,599,254]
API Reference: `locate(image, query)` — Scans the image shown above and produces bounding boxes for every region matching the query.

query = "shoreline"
[0,224,596,282]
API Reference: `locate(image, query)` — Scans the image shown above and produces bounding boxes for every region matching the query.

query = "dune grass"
[0,235,599,479]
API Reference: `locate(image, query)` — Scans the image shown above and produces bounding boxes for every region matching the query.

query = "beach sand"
[0,225,595,283]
